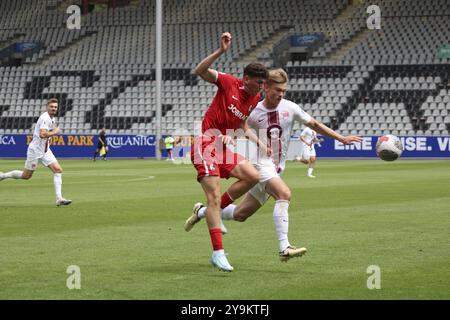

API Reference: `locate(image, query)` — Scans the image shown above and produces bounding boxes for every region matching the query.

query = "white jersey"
[247,98,312,172]
[300,127,317,145]
[28,112,57,155]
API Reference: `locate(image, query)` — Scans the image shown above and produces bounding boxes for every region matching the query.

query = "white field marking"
[62,176,155,185]
[17,174,156,186]
[62,172,155,177]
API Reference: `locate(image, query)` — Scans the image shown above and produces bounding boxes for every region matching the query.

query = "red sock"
[220,192,234,209]
[209,228,223,251]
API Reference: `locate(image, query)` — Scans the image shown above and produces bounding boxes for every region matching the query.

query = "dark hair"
[47,98,58,105]
[243,62,268,79]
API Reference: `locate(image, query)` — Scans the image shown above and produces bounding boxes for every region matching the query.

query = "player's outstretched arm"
[306,119,361,145]
[194,32,232,84]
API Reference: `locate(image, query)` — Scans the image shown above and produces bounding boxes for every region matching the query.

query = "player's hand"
[53,127,61,135]
[340,135,362,145]
[220,32,232,52]
[219,134,236,146]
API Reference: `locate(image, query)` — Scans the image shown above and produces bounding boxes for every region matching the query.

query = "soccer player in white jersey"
[300,126,321,178]
[185,69,361,262]
[0,98,72,206]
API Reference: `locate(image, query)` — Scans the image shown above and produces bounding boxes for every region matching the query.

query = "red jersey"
[202,72,261,135]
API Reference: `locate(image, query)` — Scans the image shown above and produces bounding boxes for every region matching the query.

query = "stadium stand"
[0,0,449,136]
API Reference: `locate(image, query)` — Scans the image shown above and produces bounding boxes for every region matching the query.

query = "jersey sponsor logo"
[227,104,247,121]
[0,135,16,145]
[267,111,282,166]
[267,125,282,139]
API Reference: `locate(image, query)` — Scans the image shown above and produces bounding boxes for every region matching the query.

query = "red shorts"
[191,135,245,182]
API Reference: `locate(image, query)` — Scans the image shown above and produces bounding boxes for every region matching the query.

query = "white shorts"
[24,148,57,171]
[302,144,316,161]
[249,158,280,205]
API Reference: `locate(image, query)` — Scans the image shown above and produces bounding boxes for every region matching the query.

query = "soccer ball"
[376,134,403,161]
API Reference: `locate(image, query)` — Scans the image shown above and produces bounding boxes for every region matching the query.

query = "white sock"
[213,249,224,255]
[273,200,291,252]
[308,167,314,176]
[221,204,236,220]
[199,205,237,220]
[2,170,23,179]
[197,206,207,219]
[53,173,62,200]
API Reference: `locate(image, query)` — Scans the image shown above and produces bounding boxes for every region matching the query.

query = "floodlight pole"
[155,0,163,160]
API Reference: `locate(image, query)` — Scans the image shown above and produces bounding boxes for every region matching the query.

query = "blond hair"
[266,68,288,85]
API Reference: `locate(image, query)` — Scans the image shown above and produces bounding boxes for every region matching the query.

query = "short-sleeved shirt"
[165,136,175,149]
[300,127,317,145]
[247,98,312,172]
[28,112,57,156]
[201,71,261,135]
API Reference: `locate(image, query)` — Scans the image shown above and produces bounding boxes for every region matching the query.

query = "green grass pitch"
[0,159,449,299]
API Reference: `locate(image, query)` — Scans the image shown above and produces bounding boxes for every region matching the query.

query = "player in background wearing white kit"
[0,98,72,206]
[185,69,361,261]
[300,126,322,178]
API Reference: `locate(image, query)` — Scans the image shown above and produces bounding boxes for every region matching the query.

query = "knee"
[275,189,291,201]
[233,212,248,222]
[206,191,221,208]
[22,171,33,180]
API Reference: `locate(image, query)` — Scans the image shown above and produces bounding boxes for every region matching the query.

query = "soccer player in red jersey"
[186,32,269,271]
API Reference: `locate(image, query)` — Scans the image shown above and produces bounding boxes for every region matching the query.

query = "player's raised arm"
[194,32,232,83]
[306,118,362,145]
